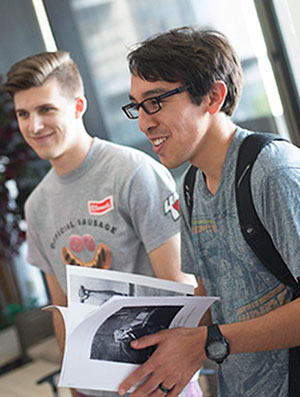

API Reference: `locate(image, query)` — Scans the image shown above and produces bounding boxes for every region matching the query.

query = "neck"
[51,126,94,175]
[192,115,237,195]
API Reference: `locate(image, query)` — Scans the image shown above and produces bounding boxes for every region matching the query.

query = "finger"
[157,382,175,396]
[130,369,178,397]
[148,383,181,397]
[130,330,165,350]
[130,377,161,397]
[149,375,190,397]
[118,359,155,395]
[167,385,184,397]
[130,372,169,397]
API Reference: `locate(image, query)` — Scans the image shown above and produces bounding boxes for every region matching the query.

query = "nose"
[138,108,158,136]
[28,114,44,134]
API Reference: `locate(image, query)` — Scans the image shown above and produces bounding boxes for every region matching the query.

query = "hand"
[118,326,207,397]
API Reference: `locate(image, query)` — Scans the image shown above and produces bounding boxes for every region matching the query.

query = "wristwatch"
[205,324,230,364]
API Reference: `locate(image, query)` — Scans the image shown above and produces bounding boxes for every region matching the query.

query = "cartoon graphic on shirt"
[62,234,112,269]
[164,192,180,221]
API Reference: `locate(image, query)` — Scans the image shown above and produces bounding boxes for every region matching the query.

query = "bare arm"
[45,273,67,354]
[196,277,212,326]
[148,232,197,286]
[223,296,300,354]
[118,297,300,396]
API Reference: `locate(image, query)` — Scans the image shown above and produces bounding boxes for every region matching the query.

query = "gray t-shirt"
[25,138,181,397]
[180,128,300,396]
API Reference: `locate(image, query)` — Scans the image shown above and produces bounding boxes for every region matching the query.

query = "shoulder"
[25,168,55,213]
[255,138,300,174]
[251,138,300,203]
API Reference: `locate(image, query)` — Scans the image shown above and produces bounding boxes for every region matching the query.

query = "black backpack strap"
[185,134,300,394]
[236,133,300,397]
[183,165,198,226]
[235,133,300,293]
[289,346,300,397]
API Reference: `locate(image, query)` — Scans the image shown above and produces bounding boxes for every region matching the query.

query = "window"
[273,0,300,100]
[68,0,288,158]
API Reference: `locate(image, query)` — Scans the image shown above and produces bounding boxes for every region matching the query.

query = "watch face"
[206,341,228,360]
[205,324,230,364]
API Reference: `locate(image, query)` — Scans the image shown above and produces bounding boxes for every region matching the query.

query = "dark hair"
[127,26,243,116]
[4,51,83,98]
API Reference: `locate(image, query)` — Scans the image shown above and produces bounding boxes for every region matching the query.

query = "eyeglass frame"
[122,84,190,119]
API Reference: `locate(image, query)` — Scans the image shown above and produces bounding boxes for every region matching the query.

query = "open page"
[55,266,218,392]
[59,295,217,392]
[66,266,194,333]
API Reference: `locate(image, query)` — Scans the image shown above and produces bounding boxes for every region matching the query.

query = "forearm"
[221,297,300,355]
[149,233,197,286]
[195,277,212,326]
[45,273,67,350]
[52,310,66,355]
[175,271,197,286]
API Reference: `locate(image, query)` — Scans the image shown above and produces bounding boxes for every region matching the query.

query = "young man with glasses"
[119,27,300,397]
[4,50,196,397]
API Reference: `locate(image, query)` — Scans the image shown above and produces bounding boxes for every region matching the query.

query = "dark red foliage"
[0,77,49,260]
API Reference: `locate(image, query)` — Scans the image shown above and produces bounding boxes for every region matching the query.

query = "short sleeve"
[25,199,54,274]
[126,160,180,254]
[252,141,300,279]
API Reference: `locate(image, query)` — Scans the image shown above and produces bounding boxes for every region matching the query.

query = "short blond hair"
[4,51,84,98]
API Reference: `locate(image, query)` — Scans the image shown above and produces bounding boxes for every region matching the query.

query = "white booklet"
[49,265,218,392]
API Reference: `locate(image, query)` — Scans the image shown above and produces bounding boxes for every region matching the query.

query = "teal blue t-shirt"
[180,128,300,396]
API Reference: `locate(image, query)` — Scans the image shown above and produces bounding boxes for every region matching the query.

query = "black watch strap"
[205,324,230,364]
[207,324,224,339]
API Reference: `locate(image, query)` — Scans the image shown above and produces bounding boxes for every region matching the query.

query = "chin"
[35,149,59,161]
[35,152,52,160]
[159,157,180,170]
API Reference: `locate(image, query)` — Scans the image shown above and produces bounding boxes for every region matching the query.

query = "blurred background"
[0,1,300,394]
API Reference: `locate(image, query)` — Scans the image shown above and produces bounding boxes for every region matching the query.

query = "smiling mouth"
[32,132,54,141]
[153,137,167,147]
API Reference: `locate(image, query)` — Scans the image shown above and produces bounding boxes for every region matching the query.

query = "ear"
[75,96,87,119]
[207,81,227,115]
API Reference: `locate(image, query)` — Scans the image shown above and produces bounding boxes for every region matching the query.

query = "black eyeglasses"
[122,84,190,119]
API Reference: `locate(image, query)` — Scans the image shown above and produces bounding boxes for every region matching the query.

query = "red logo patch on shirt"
[88,196,114,215]
[164,193,180,221]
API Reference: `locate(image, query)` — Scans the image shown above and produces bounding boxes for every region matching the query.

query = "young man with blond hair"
[4,51,196,397]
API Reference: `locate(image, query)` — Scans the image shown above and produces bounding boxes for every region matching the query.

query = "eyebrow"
[15,108,26,113]
[15,103,55,113]
[129,88,170,102]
